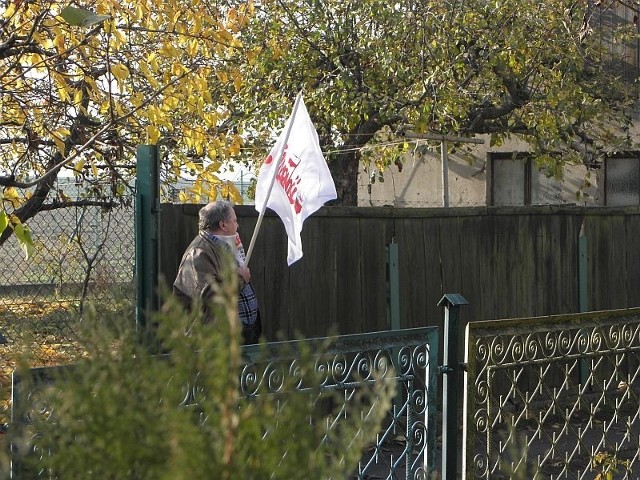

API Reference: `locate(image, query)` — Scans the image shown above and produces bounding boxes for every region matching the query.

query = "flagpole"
[243,91,304,268]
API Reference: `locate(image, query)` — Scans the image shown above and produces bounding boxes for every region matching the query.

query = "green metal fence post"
[438,293,468,480]
[135,145,160,347]
[386,240,404,430]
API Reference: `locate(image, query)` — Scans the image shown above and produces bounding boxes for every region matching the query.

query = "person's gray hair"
[199,200,233,231]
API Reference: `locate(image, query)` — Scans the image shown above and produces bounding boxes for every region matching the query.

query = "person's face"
[220,208,238,235]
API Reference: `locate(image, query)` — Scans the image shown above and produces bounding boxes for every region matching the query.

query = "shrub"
[9,268,395,479]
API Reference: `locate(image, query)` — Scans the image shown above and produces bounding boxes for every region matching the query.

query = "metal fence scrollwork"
[464,308,640,480]
[240,328,439,479]
[11,327,439,479]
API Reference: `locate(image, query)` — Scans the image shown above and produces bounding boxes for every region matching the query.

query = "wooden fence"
[160,204,640,341]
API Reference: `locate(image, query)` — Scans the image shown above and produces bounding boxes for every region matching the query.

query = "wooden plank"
[255,213,290,340]
[395,217,428,329]
[287,214,339,337]
[458,215,489,323]
[589,215,627,310]
[357,217,387,334]
[626,213,640,308]
[159,204,199,290]
[332,215,364,335]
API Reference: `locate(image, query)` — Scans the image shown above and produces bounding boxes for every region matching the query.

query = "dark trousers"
[242,311,262,345]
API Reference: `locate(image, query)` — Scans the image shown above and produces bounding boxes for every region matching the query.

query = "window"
[489,153,564,206]
[605,155,640,206]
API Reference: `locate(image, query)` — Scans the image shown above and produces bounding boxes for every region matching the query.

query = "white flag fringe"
[254,95,337,265]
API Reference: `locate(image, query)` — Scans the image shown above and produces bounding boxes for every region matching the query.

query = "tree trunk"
[329,148,360,206]
[328,118,389,206]
[0,171,56,248]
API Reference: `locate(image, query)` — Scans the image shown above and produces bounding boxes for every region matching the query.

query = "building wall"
[358,135,603,208]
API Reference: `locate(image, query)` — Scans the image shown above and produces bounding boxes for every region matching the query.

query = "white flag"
[255,95,337,265]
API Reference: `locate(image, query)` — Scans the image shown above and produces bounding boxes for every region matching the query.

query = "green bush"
[8,269,395,479]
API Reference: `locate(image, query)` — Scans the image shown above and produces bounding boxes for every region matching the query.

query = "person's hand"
[238,265,251,284]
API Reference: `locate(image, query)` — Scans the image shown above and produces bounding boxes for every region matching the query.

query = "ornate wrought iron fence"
[464,308,640,480]
[10,327,439,479]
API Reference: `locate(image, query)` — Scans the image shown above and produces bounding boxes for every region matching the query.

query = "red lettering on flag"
[275,150,304,214]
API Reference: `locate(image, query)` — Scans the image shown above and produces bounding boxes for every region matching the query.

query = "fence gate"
[464,308,640,480]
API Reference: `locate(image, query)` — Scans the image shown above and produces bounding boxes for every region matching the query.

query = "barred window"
[605,155,640,206]
[488,153,563,206]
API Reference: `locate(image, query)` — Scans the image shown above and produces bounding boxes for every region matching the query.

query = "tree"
[226,0,637,205]
[0,0,251,251]
[2,0,635,240]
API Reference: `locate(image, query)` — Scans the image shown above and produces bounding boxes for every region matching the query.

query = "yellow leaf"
[247,48,259,64]
[2,3,15,18]
[73,159,85,173]
[141,63,160,88]
[147,53,160,73]
[73,88,83,105]
[57,84,71,102]
[147,125,160,144]
[216,71,229,83]
[0,210,7,236]
[160,43,178,57]
[131,92,144,107]
[51,132,67,155]
[54,34,66,53]
[162,96,179,111]
[114,29,126,46]
[111,63,129,81]
[4,187,20,203]
[232,72,242,92]
[207,161,222,172]
[178,191,188,202]
[224,181,243,204]
[84,77,100,97]
[171,63,185,77]
[91,163,98,178]
[187,39,199,57]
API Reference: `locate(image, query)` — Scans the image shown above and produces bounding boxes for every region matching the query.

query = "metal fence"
[10,327,439,479]
[0,199,135,427]
[0,200,135,338]
[464,308,640,480]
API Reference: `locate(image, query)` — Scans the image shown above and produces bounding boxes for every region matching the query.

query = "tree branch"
[37,199,120,212]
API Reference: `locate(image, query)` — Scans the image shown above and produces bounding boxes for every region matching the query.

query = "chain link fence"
[0,197,136,425]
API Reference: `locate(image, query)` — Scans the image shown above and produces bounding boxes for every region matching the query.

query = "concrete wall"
[358,134,602,208]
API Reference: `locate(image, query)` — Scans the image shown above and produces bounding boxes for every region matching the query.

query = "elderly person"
[173,200,261,344]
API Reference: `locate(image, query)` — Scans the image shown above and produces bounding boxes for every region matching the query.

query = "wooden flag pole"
[243,91,303,267]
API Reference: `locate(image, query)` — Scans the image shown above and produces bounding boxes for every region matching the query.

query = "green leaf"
[0,211,7,236]
[14,222,34,260]
[60,6,110,27]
